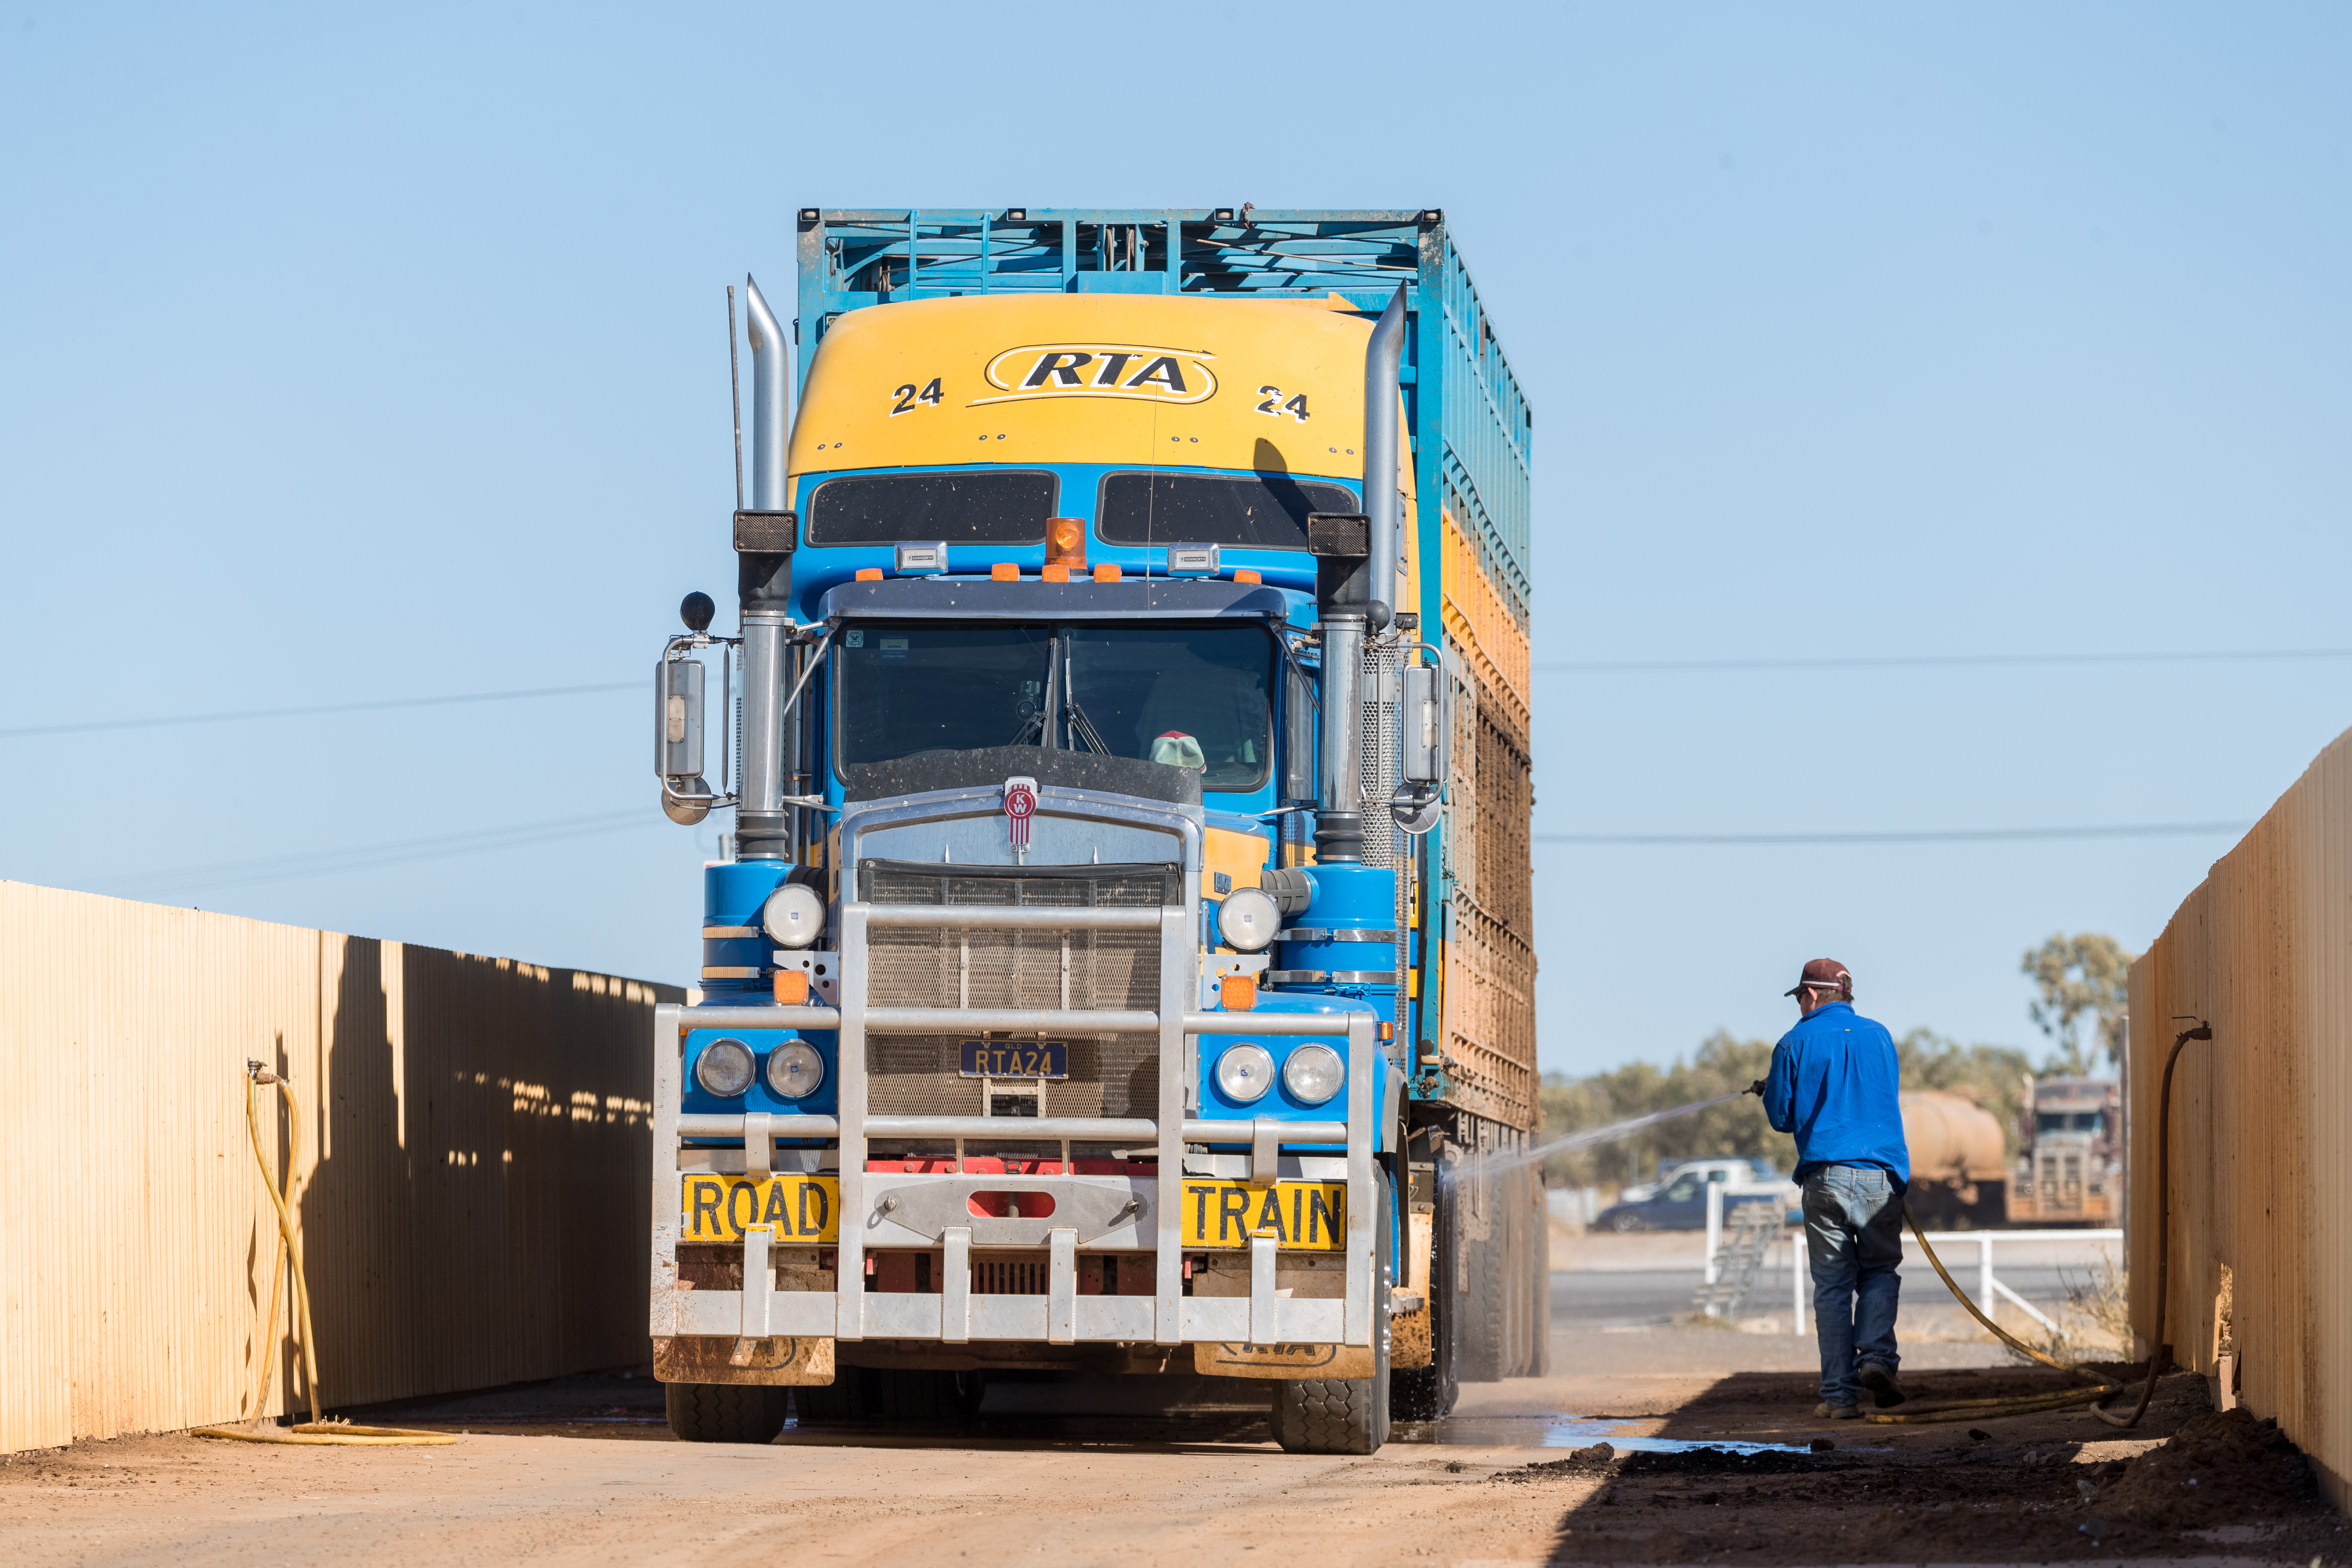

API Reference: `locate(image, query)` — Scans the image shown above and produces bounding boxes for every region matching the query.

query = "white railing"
[1786,1225,2123,1335]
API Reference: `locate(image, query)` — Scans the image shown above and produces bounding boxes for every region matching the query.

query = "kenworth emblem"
[1003,775,1038,851]
[974,343,1218,407]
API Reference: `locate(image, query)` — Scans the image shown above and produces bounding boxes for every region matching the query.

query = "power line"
[0,681,640,740]
[1535,820,2251,846]
[83,808,658,896]
[1536,649,2352,675]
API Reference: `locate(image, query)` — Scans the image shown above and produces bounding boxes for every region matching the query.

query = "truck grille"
[861,861,1172,1119]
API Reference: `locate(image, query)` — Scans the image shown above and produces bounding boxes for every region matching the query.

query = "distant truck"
[2005,1075,2121,1225]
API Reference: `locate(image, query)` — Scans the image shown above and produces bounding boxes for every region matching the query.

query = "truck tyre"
[791,1373,866,1424]
[1271,1175,1394,1454]
[663,1381,787,1444]
[793,1369,982,1426]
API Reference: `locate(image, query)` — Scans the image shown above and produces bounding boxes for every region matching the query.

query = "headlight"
[765,1039,826,1099]
[1215,886,1280,952]
[762,882,826,949]
[695,1037,756,1097]
[1214,1042,1274,1103]
[1282,1043,1345,1105]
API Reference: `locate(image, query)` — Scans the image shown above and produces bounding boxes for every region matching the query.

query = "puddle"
[1400,1413,1818,1455]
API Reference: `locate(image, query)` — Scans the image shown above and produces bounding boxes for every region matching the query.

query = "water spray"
[1496,1090,1752,1175]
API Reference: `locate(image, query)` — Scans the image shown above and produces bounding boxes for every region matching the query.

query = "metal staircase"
[1691,1201,1783,1319]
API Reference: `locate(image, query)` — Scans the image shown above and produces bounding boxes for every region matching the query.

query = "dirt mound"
[2096,1406,2315,1528]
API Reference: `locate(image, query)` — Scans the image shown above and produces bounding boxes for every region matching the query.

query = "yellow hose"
[194,1066,456,1447]
[1856,1203,2125,1425]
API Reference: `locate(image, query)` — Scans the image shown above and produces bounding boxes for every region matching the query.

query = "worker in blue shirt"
[1750,959,1911,1420]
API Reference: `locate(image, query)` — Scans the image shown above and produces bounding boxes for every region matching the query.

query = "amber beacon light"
[1046,516,1088,571]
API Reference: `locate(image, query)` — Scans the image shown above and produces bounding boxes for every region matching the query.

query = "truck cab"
[644,211,1540,1454]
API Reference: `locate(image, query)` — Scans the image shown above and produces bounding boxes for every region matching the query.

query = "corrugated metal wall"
[0,881,679,1454]
[2127,724,2352,1507]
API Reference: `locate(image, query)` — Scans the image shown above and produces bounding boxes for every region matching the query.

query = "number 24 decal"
[1256,386,1310,422]
[891,378,944,415]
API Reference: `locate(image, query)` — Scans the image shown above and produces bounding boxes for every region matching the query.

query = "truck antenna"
[727,284,744,512]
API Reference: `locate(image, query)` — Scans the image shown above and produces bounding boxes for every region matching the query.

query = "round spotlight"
[1214,1042,1274,1104]
[1216,886,1280,952]
[1282,1043,1345,1106]
[762,881,826,948]
[695,1037,756,1098]
[765,1040,826,1099]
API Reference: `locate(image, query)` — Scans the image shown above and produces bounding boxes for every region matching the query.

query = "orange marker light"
[1093,564,1122,584]
[990,562,1019,581]
[1234,569,1262,584]
[1378,1021,1395,1041]
[1042,564,1070,583]
[1045,516,1088,570]
[775,970,811,1005]
[1219,973,1259,1011]
[855,567,883,582]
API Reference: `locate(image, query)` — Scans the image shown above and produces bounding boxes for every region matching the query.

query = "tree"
[2020,932,2135,1074]
[1537,1032,1795,1188]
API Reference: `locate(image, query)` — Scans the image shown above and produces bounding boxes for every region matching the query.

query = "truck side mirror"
[1400,657,1452,787]
[656,655,710,824]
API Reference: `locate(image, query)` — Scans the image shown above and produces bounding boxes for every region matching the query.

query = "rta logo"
[977,343,1218,407]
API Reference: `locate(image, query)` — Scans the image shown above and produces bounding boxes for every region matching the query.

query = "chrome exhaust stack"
[735,275,794,862]
[1308,284,1409,867]
[1361,282,1406,633]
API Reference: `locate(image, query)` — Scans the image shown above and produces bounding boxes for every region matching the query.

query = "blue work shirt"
[1763,1001,1910,1185]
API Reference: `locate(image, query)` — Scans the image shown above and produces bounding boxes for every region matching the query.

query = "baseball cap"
[1784,959,1853,998]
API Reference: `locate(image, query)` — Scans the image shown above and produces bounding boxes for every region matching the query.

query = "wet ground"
[6,1322,2344,1567]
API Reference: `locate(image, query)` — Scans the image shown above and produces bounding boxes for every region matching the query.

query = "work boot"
[1858,1363,1906,1409]
[1813,1402,1859,1420]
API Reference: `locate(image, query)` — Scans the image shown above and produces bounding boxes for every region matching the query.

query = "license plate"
[681,1174,840,1243]
[1179,1179,1347,1250]
[959,1039,1069,1079]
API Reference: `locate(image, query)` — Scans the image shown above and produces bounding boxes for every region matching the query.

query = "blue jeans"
[1802,1164,1904,1408]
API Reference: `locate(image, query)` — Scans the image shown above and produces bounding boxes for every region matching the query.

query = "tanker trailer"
[1898,1090,2008,1228]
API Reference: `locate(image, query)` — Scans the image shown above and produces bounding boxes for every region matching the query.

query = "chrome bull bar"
[649,904,1379,1353]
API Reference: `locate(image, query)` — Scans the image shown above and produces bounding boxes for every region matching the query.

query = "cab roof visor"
[821,576,1292,622]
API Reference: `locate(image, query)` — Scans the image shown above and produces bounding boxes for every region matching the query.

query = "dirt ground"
[3,1329,2342,1567]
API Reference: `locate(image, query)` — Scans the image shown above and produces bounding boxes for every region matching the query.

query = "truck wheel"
[791,1373,865,1424]
[1609,1212,1647,1234]
[1271,1176,1395,1454]
[663,1381,787,1444]
[1389,1363,1449,1423]
[793,1369,981,1425]
[874,1369,983,1423]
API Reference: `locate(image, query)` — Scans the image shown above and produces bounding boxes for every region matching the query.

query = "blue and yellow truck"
[648,210,1538,1453]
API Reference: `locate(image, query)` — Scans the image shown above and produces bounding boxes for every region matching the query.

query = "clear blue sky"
[5,4,2346,1079]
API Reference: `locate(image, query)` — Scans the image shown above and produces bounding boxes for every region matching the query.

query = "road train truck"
[645,210,1541,1454]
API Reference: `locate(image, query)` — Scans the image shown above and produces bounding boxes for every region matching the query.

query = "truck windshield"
[1062,626,1274,789]
[834,626,1053,764]
[833,623,1275,790]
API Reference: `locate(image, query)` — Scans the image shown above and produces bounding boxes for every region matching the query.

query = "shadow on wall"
[297,940,679,1411]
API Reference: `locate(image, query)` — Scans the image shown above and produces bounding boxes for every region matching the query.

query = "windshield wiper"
[1057,640,1112,755]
